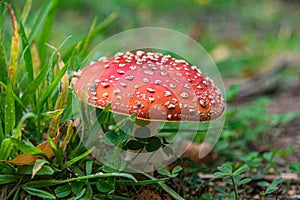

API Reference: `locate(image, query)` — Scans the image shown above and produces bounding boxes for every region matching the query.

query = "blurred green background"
[6,0,300,79]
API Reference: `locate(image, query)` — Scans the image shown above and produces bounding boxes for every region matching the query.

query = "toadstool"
[72,51,225,170]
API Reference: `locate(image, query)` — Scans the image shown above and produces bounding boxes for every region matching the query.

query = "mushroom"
[72,51,225,171]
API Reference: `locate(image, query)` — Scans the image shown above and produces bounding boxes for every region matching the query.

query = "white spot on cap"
[184,84,191,89]
[144,70,154,75]
[120,82,127,87]
[117,69,125,74]
[149,97,155,103]
[155,80,162,85]
[165,101,176,109]
[130,65,137,70]
[160,71,168,76]
[146,88,155,93]
[165,91,172,97]
[114,89,120,94]
[170,83,176,89]
[200,99,206,108]
[101,82,109,88]
[143,78,149,83]
[125,75,134,80]
[180,92,189,99]
[103,92,108,98]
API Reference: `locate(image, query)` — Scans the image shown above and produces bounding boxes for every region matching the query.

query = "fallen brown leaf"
[3,135,59,165]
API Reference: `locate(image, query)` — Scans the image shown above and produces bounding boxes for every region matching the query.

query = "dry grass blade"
[4,2,20,86]
[44,44,69,138]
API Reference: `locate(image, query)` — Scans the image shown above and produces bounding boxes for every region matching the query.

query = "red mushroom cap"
[72,51,225,122]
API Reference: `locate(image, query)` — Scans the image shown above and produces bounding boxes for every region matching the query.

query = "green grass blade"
[20,63,48,107]
[0,138,14,160]
[23,172,137,188]
[34,63,68,113]
[19,22,34,83]
[0,112,34,160]
[63,12,117,61]
[0,81,26,109]
[0,117,4,141]
[37,0,58,63]
[28,0,57,42]
[80,16,98,56]
[20,0,32,24]
[12,112,35,139]
[4,83,15,137]
[62,147,95,170]
[0,4,8,26]
[0,28,8,84]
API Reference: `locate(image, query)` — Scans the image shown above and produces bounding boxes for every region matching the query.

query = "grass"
[1,0,300,199]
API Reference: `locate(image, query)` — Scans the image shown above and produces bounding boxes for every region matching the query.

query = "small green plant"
[214,163,251,200]
[258,178,283,200]
[157,166,183,178]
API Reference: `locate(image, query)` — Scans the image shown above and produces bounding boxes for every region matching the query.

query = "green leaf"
[214,172,227,178]
[86,160,93,175]
[0,174,18,185]
[103,130,129,147]
[217,163,232,174]
[157,168,171,176]
[18,164,54,176]
[74,188,86,200]
[23,187,55,199]
[4,83,15,137]
[126,140,144,151]
[271,177,283,187]
[258,181,270,187]
[82,184,93,199]
[32,159,50,178]
[54,185,71,198]
[265,186,278,194]
[71,181,84,196]
[233,164,248,176]
[238,178,251,185]
[96,179,115,193]
[172,166,183,174]
[146,136,162,152]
